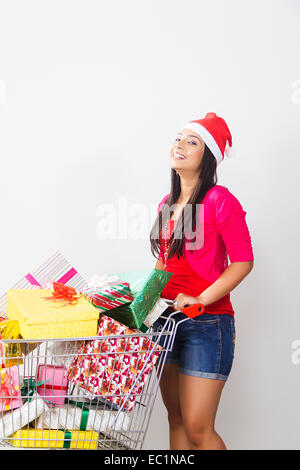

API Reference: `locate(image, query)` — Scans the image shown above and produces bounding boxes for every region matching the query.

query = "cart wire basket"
[0,300,205,450]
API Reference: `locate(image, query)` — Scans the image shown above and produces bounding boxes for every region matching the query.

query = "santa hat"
[180,112,234,165]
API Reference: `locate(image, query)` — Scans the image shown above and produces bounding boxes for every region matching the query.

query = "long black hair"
[150,144,218,261]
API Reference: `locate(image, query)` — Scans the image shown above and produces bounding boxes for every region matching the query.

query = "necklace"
[162,218,175,269]
[161,199,188,269]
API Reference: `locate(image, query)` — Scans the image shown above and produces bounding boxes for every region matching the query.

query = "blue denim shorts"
[153,310,236,381]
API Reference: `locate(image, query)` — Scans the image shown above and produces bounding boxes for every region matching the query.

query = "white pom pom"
[224,144,235,159]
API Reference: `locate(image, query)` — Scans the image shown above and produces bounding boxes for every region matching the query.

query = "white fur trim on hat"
[180,122,224,165]
[224,143,235,159]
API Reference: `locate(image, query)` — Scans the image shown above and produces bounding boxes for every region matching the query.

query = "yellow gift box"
[11,428,99,449]
[0,319,23,367]
[7,289,100,339]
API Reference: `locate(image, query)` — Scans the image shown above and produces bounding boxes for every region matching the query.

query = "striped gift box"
[0,251,89,318]
[82,282,134,313]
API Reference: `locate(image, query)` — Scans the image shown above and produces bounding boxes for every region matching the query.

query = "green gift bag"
[105,269,173,330]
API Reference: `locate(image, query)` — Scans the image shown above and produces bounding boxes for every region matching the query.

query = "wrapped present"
[86,273,121,290]
[7,285,100,339]
[113,269,156,292]
[0,318,23,367]
[36,364,68,407]
[103,269,173,329]
[67,315,162,411]
[47,339,85,370]
[21,377,50,403]
[11,428,98,449]
[0,366,23,412]
[35,399,130,434]
[83,282,134,312]
[0,251,89,316]
[68,383,121,411]
[0,392,46,439]
[0,251,92,345]
[140,297,170,332]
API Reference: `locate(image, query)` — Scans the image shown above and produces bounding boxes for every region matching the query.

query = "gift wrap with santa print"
[67,315,162,411]
[6,289,100,339]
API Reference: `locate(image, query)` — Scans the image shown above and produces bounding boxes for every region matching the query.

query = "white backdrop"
[0,0,299,450]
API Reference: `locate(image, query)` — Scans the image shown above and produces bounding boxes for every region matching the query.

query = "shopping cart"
[0,300,205,450]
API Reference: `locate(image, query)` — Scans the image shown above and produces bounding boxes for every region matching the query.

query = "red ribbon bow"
[44,281,80,305]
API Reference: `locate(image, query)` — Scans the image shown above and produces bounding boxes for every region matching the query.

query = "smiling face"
[170,128,206,173]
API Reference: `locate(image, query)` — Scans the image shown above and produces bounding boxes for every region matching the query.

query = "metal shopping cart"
[0,300,205,450]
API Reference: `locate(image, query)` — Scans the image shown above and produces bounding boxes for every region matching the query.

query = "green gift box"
[104,268,173,331]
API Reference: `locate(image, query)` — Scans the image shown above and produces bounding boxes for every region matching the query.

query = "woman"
[150,112,254,451]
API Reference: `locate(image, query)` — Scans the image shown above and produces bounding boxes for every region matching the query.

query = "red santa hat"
[180,112,234,166]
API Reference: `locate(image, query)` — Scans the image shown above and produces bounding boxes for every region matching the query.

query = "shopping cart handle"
[180,303,205,318]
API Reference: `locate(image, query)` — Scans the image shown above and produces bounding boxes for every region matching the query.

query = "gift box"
[139,297,170,332]
[0,251,95,341]
[0,366,23,412]
[103,269,173,330]
[68,383,122,411]
[82,272,171,332]
[35,399,130,435]
[0,318,23,367]
[0,251,89,316]
[0,392,46,439]
[83,282,134,313]
[47,339,85,370]
[11,428,98,449]
[36,364,68,407]
[6,287,100,339]
[67,315,162,411]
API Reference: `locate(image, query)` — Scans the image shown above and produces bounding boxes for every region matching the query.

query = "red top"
[160,219,235,316]
[157,186,254,284]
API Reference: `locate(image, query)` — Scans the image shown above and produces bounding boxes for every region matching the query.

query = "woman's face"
[170,128,205,173]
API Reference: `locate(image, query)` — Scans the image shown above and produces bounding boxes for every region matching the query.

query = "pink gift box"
[0,366,23,412]
[67,315,162,411]
[36,364,68,407]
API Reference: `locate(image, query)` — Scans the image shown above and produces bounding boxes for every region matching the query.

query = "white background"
[0,0,299,450]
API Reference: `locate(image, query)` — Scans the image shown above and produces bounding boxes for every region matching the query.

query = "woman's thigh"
[154,312,234,423]
[179,374,225,431]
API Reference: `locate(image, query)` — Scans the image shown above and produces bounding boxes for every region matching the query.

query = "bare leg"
[158,363,190,450]
[179,375,226,450]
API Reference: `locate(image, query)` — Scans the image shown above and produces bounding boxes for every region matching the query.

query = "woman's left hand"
[173,293,204,312]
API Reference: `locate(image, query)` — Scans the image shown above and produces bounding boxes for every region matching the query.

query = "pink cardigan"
[157,185,254,284]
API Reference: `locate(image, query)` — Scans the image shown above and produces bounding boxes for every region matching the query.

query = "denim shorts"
[153,310,236,381]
